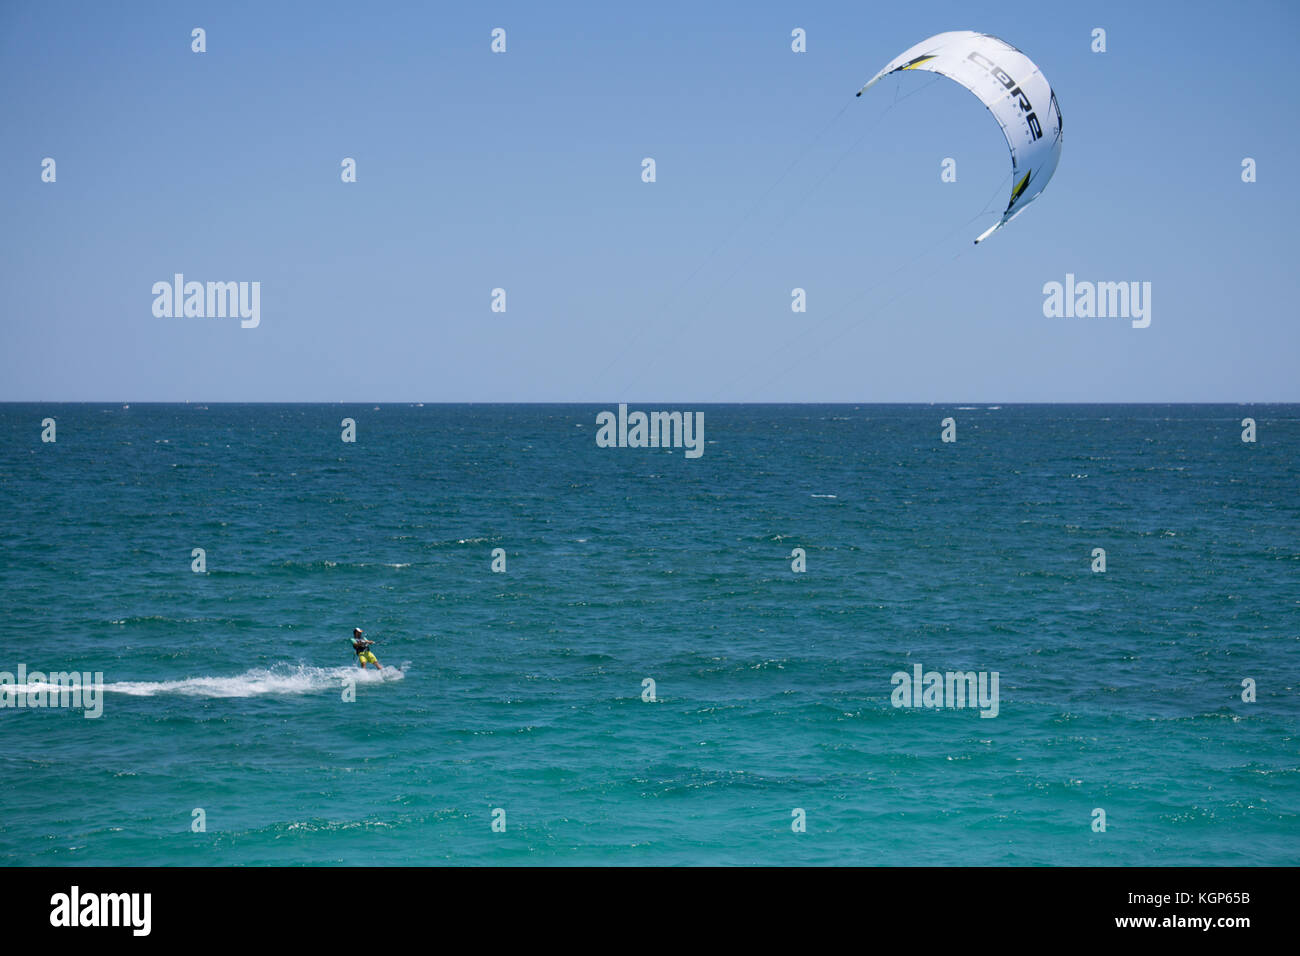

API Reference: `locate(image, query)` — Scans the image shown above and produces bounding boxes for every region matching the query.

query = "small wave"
[810,493,837,499]
[1,664,404,699]
[284,819,393,833]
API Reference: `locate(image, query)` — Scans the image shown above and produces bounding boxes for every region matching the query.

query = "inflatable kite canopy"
[857,30,1063,244]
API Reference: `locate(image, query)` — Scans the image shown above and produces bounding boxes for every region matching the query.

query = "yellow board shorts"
[357,650,378,665]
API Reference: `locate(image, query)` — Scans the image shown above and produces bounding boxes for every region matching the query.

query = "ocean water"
[0,403,1296,866]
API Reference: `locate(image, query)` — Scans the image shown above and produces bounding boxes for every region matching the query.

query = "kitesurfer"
[351,627,382,670]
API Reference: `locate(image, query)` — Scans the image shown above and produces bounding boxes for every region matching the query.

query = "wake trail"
[1,663,405,699]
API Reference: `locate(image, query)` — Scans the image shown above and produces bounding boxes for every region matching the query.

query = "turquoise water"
[1,404,1296,865]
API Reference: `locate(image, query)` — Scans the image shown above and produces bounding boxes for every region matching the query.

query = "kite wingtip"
[856,75,883,97]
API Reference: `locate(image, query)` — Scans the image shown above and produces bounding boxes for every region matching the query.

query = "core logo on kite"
[855,30,1063,244]
[965,50,1042,140]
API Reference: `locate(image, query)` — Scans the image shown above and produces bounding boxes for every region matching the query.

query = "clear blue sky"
[2,0,1296,402]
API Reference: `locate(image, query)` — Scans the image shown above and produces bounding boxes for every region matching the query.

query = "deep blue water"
[1,403,1296,865]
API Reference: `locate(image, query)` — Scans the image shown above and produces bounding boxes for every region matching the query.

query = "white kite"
[857,30,1063,244]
